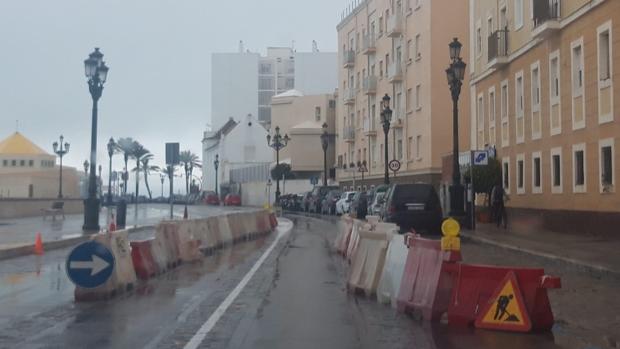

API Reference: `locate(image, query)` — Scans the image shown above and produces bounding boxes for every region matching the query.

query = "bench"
[42,201,65,221]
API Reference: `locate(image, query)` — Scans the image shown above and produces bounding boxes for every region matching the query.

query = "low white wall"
[241,180,315,207]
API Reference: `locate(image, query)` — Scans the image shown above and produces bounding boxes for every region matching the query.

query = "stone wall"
[0,198,83,219]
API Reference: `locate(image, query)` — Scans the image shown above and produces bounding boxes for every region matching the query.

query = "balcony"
[363,118,377,136]
[343,126,355,143]
[532,0,561,39]
[488,29,509,69]
[363,76,377,95]
[343,88,357,105]
[362,34,376,55]
[390,108,404,128]
[387,13,403,37]
[342,50,355,68]
[388,62,403,83]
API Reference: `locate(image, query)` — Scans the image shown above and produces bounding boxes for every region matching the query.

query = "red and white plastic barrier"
[377,232,408,307]
[347,228,391,296]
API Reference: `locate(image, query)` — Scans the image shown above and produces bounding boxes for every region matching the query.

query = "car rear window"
[391,184,438,206]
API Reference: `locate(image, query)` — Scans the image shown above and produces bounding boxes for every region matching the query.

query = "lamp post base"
[83,197,101,232]
[449,184,466,217]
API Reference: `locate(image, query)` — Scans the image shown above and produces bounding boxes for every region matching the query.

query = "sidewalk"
[461,222,620,277]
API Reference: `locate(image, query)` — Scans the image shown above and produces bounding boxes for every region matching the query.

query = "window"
[515,71,524,144]
[477,94,485,149]
[571,38,585,130]
[315,107,321,121]
[379,16,383,35]
[600,138,614,193]
[407,40,413,61]
[598,24,611,81]
[20,160,25,167]
[598,22,613,124]
[416,135,422,160]
[501,80,509,147]
[487,17,494,39]
[514,0,524,30]
[415,84,421,110]
[379,60,384,77]
[532,152,542,193]
[408,137,413,160]
[414,34,420,60]
[503,157,510,194]
[531,62,541,139]
[573,143,586,193]
[551,147,562,194]
[397,139,403,160]
[476,24,482,57]
[29,160,34,167]
[258,77,274,90]
[337,155,343,168]
[517,154,525,194]
[371,140,377,167]
[572,42,584,93]
[259,63,272,74]
[489,87,496,145]
[2,160,6,167]
[406,88,412,111]
[549,50,562,135]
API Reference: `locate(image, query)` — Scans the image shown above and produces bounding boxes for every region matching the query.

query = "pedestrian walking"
[490,182,508,229]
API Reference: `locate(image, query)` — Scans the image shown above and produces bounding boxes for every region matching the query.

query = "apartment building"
[469,0,619,233]
[211,45,337,130]
[336,0,470,190]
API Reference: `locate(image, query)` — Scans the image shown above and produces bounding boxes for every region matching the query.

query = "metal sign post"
[166,143,180,220]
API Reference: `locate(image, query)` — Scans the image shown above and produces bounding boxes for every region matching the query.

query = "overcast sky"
[0,0,349,193]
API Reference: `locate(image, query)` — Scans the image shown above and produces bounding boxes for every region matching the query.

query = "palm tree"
[141,155,159,200]
[116,137,135,195]
[179,150,201,197]
[160,165,176,200]
[131,142,150,203]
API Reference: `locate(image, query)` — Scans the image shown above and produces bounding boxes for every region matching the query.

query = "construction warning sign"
[475,271,532,332]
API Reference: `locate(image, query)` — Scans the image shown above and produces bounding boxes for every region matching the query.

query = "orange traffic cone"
[34,232,44,255]
[109,214,117,232]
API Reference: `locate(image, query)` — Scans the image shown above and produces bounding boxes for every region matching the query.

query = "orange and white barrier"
[377,232,408,307]
[347,228,391,296]
[217,214,233,245]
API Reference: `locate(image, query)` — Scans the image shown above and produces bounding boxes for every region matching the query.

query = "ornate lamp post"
[213,154,220,197]
[52,135,70,198]
[320,122,329,187]
[357,160,368,184]
[106,137,115,205]
[445,38,467,216]
[267,126,290,204]
[83,160,89,175]
[160,173,165,198]
[380,94,393,185]
[82,48,109,231]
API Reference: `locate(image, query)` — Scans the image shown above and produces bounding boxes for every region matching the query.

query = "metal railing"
[362,34,376,52]
[388,61,403,81]
[534,0,561,27]
[488,29,509,62]
[364,117,377,133]
[343,50,355,66]
[387,13,403,36]
[343,126,355,140]
[363,75,377,94]
[343,88,357,103]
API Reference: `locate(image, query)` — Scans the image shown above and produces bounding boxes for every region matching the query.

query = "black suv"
[382,183,443,235]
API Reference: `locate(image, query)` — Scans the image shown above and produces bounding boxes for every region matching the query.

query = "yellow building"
[469,0,619,233]
[0,132,80,198]
[336,0,470,190]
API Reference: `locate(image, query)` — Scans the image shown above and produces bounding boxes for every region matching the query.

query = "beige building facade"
[469,0,620,233]
[270,90,337,180]
[336,0,470,190]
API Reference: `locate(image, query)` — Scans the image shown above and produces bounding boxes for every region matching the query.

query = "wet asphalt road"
[0,214,577,349]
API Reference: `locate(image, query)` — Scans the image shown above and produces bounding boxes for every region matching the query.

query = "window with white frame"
[598,21,613,124]
[549,51,562,135]
[407,88,413,111]
[599,138,614,193]
[415,34,421,60]
[571,38,585,130]
[532,151,542,194]
[572,143,586,193]
[515,71,525,143]
[489,87,496,145]
[514,0,524,30]
[531,62,541,139]
[476,24,482,58]
[550,147,562,194]
[503,157,510,194]
[572,41,584,94]
[517,154,525,194]
[408,137,413,160]
[415,84,421,110]
[416,135,422,160]
[501,81,509,147]
[477,94,485,148]
[407,40,413,61]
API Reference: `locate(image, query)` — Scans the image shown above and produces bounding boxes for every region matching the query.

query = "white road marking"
[183,219,292,349]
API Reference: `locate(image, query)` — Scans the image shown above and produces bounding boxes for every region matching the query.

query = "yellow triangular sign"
[475,271,532,332]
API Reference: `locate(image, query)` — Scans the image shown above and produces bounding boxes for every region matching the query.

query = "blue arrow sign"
[66,241,115,289]
[473,151,489,166]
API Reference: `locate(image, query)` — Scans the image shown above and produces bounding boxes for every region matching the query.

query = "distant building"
[202,114,273,196]
[270,90,337,181]
[0,132,80,198]
[211,44,337,129]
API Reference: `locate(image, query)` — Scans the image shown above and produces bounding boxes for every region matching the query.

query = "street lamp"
[357,160,368,184]
[160,173,165,198]
[106,137,115,205]
[267,126,290,204]
[52,135,70,198]
[446,38,467,217]
[83,160,89,175]
[380,94,393,185]
[83,48,109,232]
[213,154,220,197]
[320,122,329,187]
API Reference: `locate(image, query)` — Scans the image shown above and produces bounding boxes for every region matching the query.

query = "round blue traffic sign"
[66,241,115,289]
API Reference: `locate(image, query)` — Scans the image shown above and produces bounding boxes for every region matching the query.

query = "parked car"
[204,191,220,205]
[320,190,342,215]
[382,183,443,235]
[349,191,368,219]
[336,191,356,215]
[308,186,340,213]
[370,192,387,216]
[223,193,242,206]
[366,184,389,213]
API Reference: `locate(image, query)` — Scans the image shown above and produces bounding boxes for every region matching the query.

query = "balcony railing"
[488,29,509,68]
[387,13,403,37]
[362,34,376,54]
[343,88,356,105]
[343,126,355,142]
[363,76,377,95]
[343,50,355,68]
[363,118,377,135]
[533,0,561,38]
[388,62,403,82]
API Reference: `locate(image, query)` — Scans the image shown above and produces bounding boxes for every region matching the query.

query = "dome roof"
[0,132,50,156]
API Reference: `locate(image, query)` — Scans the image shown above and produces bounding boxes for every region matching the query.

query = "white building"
[202,114,273,195]
[210,43,338,129]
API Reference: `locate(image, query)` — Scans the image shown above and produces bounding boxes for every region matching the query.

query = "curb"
[460,231,620,279]
[0,225,156,261]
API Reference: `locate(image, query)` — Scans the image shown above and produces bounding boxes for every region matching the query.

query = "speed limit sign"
[388,159,401,172]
